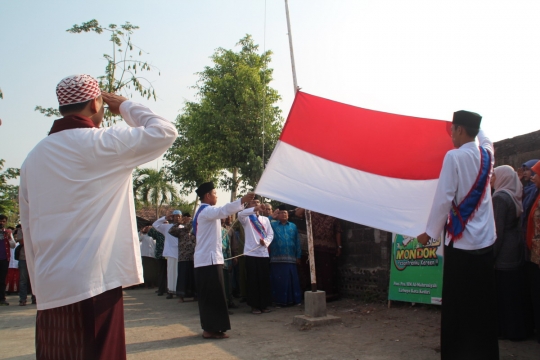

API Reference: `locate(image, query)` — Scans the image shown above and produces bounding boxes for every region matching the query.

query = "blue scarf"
[191,204,210,236]
[447,146,492,241]
[249,214,267,239]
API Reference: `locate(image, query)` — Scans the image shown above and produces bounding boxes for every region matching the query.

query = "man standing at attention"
[238,198,274,314]
[192,182,255,339]
[153,210,182,299]
[19,74,177,359]
[0,215,16,306]
[417,111,498,359]
[269,205,302,306]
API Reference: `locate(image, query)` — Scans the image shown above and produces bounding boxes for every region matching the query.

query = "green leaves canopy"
[35,19,158,126]
[0,159,20,225]
[166,35,283,197]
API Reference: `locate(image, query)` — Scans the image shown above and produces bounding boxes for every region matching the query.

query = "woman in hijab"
[492,165,527,340]
[526,161,540,343]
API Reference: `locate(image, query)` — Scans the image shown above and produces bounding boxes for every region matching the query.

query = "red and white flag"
[256,92,454,237]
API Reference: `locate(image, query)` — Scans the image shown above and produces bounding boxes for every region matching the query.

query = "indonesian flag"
[256,92,454,237]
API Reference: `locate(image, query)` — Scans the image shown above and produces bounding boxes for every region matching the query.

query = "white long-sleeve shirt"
[238,208,274,257]
[152,217,180,259]
[19,100,177,310]
[425,129,496,250]
[194,200,244,268]
[139,232,156,258]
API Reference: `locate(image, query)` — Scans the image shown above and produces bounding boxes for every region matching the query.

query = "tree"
[36,19,159,126]
[166,35,283,201]
[0,159,20,225]
[133,168,178,220]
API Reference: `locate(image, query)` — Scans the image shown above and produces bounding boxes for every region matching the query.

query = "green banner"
[388,233,444,305]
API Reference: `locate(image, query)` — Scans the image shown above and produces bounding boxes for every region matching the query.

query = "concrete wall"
[493,129,540,168]
[337,221,392,301]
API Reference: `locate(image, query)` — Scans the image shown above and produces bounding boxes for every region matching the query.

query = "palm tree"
[133,168,178,220]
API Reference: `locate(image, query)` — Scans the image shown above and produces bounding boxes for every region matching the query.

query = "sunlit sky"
[1,0,539,206]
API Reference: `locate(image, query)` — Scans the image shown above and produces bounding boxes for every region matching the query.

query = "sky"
[1,0,539,206]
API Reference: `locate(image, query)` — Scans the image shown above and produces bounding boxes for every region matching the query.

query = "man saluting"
[192,182,255,339]
[19,74,178,359]
[417,111,498,360]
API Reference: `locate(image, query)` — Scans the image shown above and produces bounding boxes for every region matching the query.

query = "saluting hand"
[101,92,128,115]
[241,192,256,204]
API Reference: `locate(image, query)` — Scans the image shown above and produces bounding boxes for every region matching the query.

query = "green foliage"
[165,102,222,195]
[36,19,159,126]
[0,159,20,225]
[0,87,3,99]
[166,35,283,197]
[34,106,61,118]
[169,198,197,216]
[133,168,179,219]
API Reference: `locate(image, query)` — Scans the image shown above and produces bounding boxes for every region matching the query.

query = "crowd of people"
[4,73,540,359]
[134,199,342,316]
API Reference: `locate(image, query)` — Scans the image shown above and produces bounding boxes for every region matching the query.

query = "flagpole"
[284,0,317,293]
[284,0,298,93]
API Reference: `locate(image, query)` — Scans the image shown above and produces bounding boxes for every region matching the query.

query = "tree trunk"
[230,167,238,202]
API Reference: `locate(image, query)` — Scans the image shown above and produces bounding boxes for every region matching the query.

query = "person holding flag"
[192,182,255,339]
[417,110,498,359]
[238,198,274,314]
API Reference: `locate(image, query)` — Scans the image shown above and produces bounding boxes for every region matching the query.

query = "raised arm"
[169,223,191,238]
[152,216,170,234]
[102,95,178,169]
[477,129,494,157]
[199,200,244,221]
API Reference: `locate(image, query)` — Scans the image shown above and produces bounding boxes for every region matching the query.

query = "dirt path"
[1,289,537,359]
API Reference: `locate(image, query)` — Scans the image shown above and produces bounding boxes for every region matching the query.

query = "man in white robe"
[417,110,498,360]
[19,74,177,359]
[192,181,255,339]
[153,209,182,298]
[238,198,274,314]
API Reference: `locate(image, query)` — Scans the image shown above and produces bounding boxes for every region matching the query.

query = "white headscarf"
[493,165,523,217]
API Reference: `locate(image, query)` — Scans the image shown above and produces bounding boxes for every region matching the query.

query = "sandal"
[251,308,262,314]
[262,308,272,313]
[202,331,229,339]
[19,300,26,306]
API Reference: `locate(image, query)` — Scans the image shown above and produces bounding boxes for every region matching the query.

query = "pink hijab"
[493,165,523,217]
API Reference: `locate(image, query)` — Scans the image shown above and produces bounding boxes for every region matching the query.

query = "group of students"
[491,160,540,343]
[0,221,35,307]
[138,197,305,315]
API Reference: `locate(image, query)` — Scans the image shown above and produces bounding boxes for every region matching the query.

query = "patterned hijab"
[493,165,523,217]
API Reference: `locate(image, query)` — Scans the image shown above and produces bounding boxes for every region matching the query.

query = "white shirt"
[19,100,178,310]
[153,217,180,259]
[139,232,156,258]
[194,200,244,268]
[238,208,274,257]
[426,130,496,250]
[9,245,19,268]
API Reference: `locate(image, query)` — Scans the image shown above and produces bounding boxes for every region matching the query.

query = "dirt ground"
[1,288,538,360]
